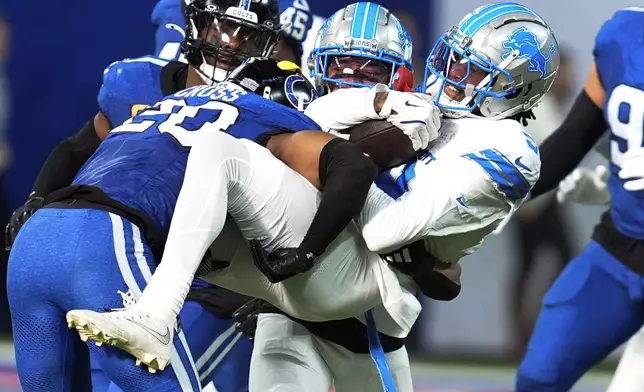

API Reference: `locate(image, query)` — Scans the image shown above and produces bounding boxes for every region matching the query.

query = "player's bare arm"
[530,61,608,199]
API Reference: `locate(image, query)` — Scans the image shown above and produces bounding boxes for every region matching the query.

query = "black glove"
[232,298,282,339]
[5,196,45,250]
[249,239,318,283]
[380,240,461,301]
[379,239,434,275]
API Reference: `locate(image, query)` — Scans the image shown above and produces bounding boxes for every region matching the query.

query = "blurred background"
[0,0,632,390]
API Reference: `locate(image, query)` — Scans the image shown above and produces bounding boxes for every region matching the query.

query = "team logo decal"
[501,26,555,78]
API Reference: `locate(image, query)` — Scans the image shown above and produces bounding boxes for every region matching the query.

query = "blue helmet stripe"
[351,2,368,38]
[461,3,540,36]
[239,0,251,11]
[363,3,381,40]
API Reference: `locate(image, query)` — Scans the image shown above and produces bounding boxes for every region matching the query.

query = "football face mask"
[324,55,393,91]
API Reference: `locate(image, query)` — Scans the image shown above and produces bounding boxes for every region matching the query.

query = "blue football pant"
[516,240,644,391]
[8,208,251,392]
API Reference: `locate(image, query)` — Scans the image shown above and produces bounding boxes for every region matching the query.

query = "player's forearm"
[299,138,378,256]
[32,117,101,197]
[530,91,607,199]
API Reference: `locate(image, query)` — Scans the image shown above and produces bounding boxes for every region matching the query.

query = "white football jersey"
[201,137,420,338]
[358,117,541,262]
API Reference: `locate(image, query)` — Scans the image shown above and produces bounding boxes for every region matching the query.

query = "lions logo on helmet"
[423,1,560,120]
[502,27,556,78]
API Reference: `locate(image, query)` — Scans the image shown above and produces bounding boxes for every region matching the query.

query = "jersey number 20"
[114,99,240,147]
[608,84,644,167]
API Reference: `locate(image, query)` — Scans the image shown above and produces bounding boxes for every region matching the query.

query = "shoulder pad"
[593,8,644,90]
[97,56,169,128]
[595,7,644,58]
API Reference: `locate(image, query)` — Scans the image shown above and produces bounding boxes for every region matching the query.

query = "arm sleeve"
[298,138,378,255]
[31,117,102,197]
[529,90,607,199]
[158,131,235,276]
[357,159,512,253]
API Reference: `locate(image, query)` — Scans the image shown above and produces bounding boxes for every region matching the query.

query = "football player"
[515,7,644,391]
[234,3,559,391]
[67,3,558,392]
[65,4,434,391]
[4,1,307,391]
[8,55,395,392]
[153,0,314,66]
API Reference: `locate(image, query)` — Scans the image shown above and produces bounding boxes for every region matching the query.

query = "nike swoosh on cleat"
[456,196,468,208]
[130,319,171,345]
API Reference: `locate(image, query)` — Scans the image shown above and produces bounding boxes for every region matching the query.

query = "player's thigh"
[77,212,201,391]
[179,301,252,392]
[6,210,95,391]
[249,314,332,392]
[90,333,201,392]
[518,241,644,386]
[315,338,413,392]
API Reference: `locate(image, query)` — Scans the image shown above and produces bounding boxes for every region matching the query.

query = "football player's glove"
[5,195,44,250]
[381,240,461,301]
[249,240,318,283]
[556,165,610,205]
[232,298,282,339]
[619,147,644,191]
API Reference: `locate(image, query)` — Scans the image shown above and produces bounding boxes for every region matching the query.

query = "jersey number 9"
[608,84,644,167]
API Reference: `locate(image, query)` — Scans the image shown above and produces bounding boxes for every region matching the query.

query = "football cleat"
[66,306,174,372]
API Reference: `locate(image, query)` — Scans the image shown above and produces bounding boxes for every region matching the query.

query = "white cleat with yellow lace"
[66,304,174,373]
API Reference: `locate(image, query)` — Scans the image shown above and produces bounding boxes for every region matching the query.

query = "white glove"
[379,90,441,151]
[619,147,644,191]
[556,165,610,205]
[303,85,384,132]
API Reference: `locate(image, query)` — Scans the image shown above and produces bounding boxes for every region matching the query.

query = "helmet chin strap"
[197,60,230,86]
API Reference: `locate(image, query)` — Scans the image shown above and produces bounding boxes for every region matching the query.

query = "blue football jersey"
[280,0,314,52]
[75,83,320,236]
[594,7,644,239]
[97,56,170,129]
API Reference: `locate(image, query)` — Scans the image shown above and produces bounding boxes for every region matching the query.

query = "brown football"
[348,120,416,169]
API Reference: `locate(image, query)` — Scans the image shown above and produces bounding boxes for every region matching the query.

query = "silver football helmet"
[308,2,413,94]
[424,2,560,120]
